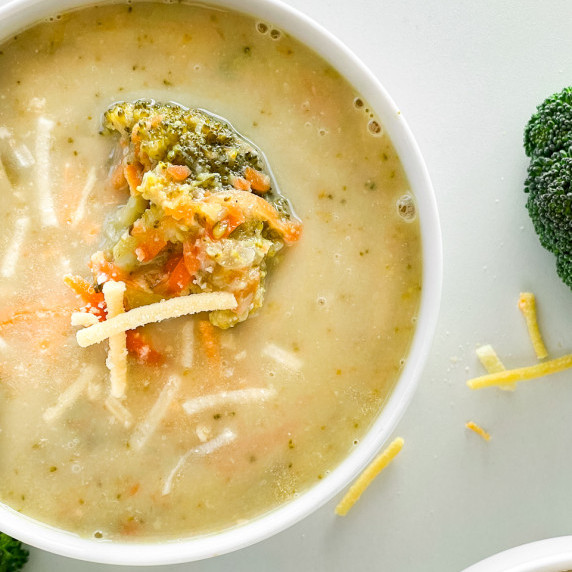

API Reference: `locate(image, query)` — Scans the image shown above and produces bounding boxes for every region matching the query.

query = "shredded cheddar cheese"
[475,344,515,391]
[103,280,128,399]
[76,291,237,347]
[518,292,548,360]
[467,353,572,390]
[335,437,404,516]
[465,421,491,441]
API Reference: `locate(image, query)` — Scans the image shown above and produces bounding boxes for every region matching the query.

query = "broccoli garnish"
[0,533,29,572]
[523,87,572,289]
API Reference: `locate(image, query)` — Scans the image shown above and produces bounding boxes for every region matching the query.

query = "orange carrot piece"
[165,256,192,294]
[64,274,106,320]
[111,162,128,191]
[134,233,168,263]
[232,176,251,191]
[124,163,144,192]
[244,167,271,193]
[183,240,201,276]
[126,330,164,365]
[166,164,191,182]
[198,319,220,365]
[127,483,140,496]
[88,252,128,284]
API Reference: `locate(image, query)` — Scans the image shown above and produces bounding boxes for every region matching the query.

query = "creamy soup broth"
[0,2,421,540]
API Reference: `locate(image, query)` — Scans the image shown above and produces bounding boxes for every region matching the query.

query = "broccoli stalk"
[0,533,29,572]
[523,87,572,289]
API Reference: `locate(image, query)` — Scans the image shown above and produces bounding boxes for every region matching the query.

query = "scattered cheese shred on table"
[76,291,237,347]
[475,344,515,391]
[465,421,491,441]
[518,292,548,360]
[335,437,404,517]
[467,353,572,390]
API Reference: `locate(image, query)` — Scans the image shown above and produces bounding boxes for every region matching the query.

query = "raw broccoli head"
[0,533,29,572]
[523,87,572,289]
[524,86,572,158]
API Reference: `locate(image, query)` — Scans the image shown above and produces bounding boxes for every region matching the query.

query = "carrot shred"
[124,163,144,193]
[232,176,251,191]
[166,164,191,182]
[127,483,140,496]
[63,274,106,321]
[183,240,201,276]
[134,233,168,263]
[244,167,271,192]
[111,162,128,191]
[164,256,192,294]
[126,330,164,365]
[198,319,220,365]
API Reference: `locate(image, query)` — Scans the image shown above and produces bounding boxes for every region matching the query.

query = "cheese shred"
[103,280,128,399]
[465,421,491,441]
[335,437,404,517]
[475,344,514,391]
[76,291,237,347]
[467,353,572,390]
[518,292,548,360]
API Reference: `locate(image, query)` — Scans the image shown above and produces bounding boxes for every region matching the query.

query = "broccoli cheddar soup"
[0,2,422,541]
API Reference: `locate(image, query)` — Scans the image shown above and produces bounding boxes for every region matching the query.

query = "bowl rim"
[0,0,442,565]
[462,537,572,572]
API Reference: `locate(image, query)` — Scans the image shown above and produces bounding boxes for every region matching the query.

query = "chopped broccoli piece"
[102,100,267,190]
[0,532,29,572]
[91,100,302,328]
[523,87,572,290]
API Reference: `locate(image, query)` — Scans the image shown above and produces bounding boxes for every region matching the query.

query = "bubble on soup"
[367,119,383,136]
[270,28,282,40]
[256,22,268,34]
[396,194,417,222]
[353,97,364,109]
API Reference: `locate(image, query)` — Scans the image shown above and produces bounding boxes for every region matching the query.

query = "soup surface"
[0,2,421,541]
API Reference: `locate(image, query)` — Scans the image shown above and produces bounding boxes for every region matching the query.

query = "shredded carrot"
[518,292,548,360]
[166,164,191,182]
[89,252,128,284]
[134,233,168,263]
[165,256,192,294]
[0,307,70,329]
[63,274,106,321]
[198,319,220,365]
[111,162,128,191]
[183,240,201,276]
[126,330,164,365]
[127,483,140,497]
[232,176,251,191]
[124,163,144,193]
[244,167,271,193]
[335,437,404,516]
[465,421,491,441]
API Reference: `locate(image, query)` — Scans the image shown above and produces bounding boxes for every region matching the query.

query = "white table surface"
[22,0,572,570]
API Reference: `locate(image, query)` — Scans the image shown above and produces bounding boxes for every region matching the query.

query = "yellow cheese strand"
[465,421,491,441]
[518,292,548,360]
[335,437,404,516]
[467,354,572,390]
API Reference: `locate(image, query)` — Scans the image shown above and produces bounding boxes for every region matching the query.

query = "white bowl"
[0,0,442,565]
[463,537,572,572]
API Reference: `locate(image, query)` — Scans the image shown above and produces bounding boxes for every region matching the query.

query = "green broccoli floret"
[523,87,572,289]
[0,533,29,572]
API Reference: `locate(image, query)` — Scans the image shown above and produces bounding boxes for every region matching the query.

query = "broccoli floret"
[0,533,29,572]
[524,87,572,158]
[523,87,572,290]
[102,100,266,188]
